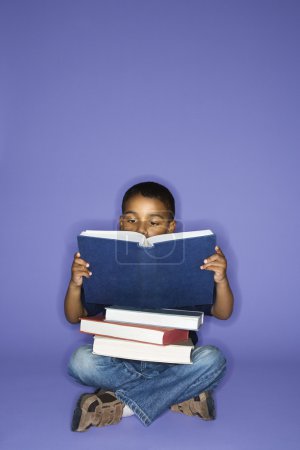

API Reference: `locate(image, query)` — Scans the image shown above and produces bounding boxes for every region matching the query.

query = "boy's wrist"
[69,280,82,290]
[215,275,229,286]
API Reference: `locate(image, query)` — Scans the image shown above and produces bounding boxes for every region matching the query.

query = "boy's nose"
[138,229,148,237]
[137,223,148,237]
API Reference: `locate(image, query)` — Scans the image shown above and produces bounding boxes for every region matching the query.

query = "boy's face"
[119,194,176,237]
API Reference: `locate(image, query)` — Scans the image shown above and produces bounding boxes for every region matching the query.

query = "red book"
[80,315,189,345]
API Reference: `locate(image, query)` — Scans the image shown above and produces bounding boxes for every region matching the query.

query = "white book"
[105,306,204,330]
[93,335,194,364]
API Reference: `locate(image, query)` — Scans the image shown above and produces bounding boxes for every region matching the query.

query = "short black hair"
[122,181,175,220]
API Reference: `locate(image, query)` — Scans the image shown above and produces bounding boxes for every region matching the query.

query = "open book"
[77,229,216,308]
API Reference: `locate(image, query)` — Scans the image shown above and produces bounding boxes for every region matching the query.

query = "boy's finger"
[73,262,91,271]
[215,246,224,255]
[74,257,90,267]
[73,253,89,265]
[72,263,91,274]
[203,254,220,264]
[82,271,92,277]
[73,270,92,278]
[74,252,90,266]
[200,262,225,270]
[200,264,221,272]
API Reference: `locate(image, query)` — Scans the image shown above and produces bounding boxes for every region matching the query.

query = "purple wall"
[1,0,299,368]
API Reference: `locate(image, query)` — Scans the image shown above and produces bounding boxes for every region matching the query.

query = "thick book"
[80,315,189,345]
[92,335,194,364]
[105,306,204,330]
[77,229,216,308]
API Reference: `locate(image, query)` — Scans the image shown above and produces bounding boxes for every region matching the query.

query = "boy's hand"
[70,252,92,288]
[200,246,228,284]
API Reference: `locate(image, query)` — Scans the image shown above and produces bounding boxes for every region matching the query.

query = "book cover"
[77,229,216,308]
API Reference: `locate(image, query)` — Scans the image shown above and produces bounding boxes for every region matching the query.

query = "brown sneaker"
[171,390,216,420]
[71,389,124,432]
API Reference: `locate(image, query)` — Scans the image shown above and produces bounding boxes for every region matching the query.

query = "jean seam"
[116,390,151,426]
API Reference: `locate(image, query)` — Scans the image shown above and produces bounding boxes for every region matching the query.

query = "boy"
[65,181,234,431]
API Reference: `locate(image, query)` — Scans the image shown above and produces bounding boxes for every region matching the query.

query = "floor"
[1,358,299,450]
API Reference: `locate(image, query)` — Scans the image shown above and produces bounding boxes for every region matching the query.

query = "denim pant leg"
[68,344,226,427]
[115,344,226,426]
[68,344,143,389]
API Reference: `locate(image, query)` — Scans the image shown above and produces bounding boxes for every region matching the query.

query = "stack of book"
[80,306,204,364]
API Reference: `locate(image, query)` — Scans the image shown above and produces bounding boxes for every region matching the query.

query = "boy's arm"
[64,282,88,324]
[200,246,234,320]
[211,277,234,320]
[64,252,91,324]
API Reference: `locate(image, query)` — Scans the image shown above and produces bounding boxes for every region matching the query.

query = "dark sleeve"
[81,287,107,317]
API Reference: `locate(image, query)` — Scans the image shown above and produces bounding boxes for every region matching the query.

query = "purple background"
[1,1,299,449]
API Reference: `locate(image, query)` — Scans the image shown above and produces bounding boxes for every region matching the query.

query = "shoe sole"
[71,393,95,432]
[71,391,124,431]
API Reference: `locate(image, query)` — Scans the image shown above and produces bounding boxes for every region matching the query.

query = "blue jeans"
[68,344,226,426]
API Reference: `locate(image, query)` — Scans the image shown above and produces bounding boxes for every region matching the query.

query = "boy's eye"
[125,219,161,226]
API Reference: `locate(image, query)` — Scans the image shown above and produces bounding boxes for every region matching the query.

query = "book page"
[147,229,213,245]
[80,230,146,244]
[80,229,214,248]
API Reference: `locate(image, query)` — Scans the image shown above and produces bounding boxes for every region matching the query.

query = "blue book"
[77,229,216,309]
